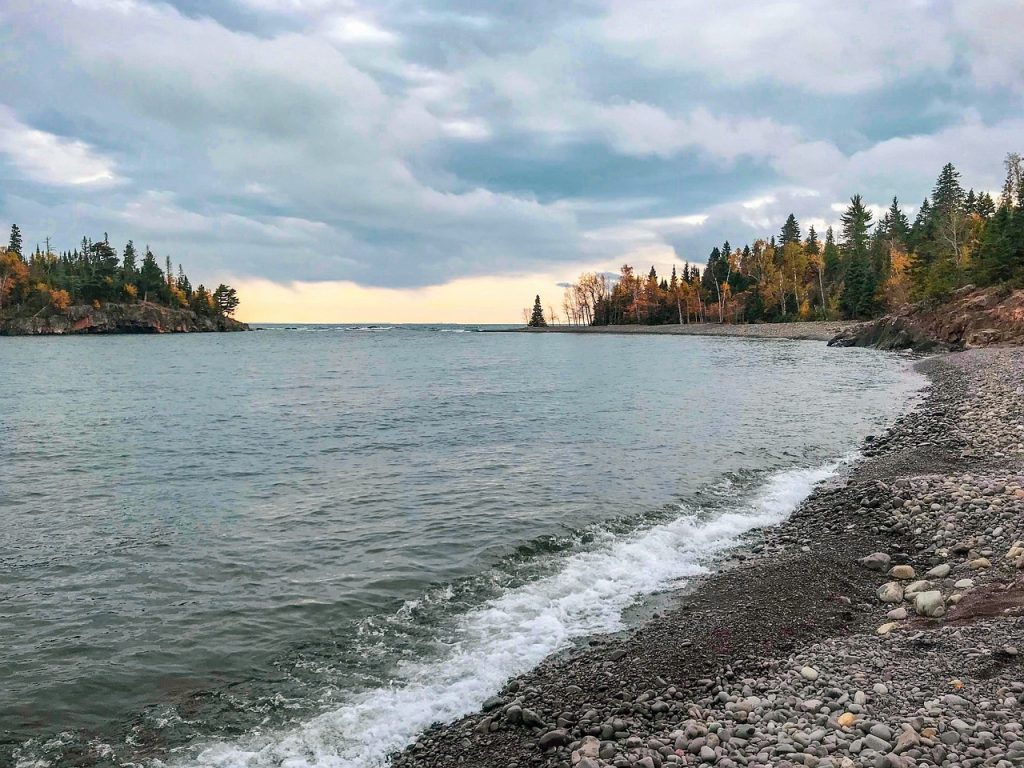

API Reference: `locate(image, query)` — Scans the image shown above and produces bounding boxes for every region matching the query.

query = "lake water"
[0,326,922,767]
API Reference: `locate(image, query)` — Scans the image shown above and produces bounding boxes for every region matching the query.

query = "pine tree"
[977,192,996,219]
[823,227,841,285]
[840,194,874,260]
[931,163,966,215]
[805,225,820,255]
[841,251,877,319]
[702,247,721,293]
[973,203,1012,284]
[528,294,547,327]
[8,224,23,258]
[779,214,800,246]
[122,240,138,282]
[878,197,910,248]
[138,247,164,302]
[212,284,240,316]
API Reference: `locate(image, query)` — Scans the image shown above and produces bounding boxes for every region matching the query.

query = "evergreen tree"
[779,213,800,246]
[841,251,877,319]
[878,197,910,248]
[931,163,965,215]
[139,247,164,301]
[965,189,977,215]
[823,227,841,284]
[840,194,874,260]
[702,247,721,293]
[977,192,996,219]
[973,203,1013,284]
[805,225,820,255]
[528,294,547,327]
[212,284,240,317]
[8,224,23,258]
[122,240,138,282]
[177,265,193,297]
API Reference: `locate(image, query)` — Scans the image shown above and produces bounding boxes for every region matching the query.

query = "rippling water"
[0,326,922,767]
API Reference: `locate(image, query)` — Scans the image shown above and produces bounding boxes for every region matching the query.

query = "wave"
[178,461,840,768]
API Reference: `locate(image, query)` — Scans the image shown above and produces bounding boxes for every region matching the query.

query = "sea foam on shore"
[187,464,840,768]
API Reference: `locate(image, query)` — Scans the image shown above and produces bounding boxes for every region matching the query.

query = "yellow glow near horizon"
[231,248,691,324]
[232,272,572,325]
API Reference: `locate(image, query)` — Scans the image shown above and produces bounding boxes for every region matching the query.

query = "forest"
[0,229,239,319]
[553,154,1024,326]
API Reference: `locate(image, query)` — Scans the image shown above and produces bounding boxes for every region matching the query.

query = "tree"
[840,194,874,263]
[122,240,138,284]
[528,294,547,327]
[0,248,29,309]
[841,250,877,319]
[822,227,841,286]
[805,226,826,313]
[138,247,164,302]
[779,213,800,247]
[921,162,970,295]
[931,163,965,213]
[212,284,240,316]
[8,224,23,258]
[877,197,910,249]
[191,284,215,316]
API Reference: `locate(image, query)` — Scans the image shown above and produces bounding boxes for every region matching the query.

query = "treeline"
[0,226,239,318]
[555,153,1024,325]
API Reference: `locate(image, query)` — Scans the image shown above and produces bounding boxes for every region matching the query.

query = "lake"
[0,326,922,767]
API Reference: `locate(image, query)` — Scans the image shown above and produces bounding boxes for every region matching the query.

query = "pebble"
[888,565,916,580]
[800,666,820,681]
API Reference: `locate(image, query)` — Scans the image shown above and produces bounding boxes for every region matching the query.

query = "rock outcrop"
[829,285,1024,351]
[0,302,249,335]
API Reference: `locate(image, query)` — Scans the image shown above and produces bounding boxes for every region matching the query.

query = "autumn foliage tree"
[551,153,1023,326]
[0,227,241,320]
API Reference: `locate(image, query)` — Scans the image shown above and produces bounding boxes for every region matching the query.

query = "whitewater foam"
[181,462,839,768]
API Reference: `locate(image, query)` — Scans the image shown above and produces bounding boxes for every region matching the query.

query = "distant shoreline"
[0,302,249,336]
[497,320,854,342]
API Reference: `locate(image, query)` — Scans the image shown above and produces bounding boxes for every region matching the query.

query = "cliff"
[0,302,249,335]
[828,285,1024,352]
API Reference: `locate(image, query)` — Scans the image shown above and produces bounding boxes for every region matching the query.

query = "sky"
[1,0,1023,323]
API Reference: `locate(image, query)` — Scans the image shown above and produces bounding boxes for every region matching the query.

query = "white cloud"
[0,106,120,187]
[951,0,1024,92]
[597,0,953,94]
[322,15,397,45]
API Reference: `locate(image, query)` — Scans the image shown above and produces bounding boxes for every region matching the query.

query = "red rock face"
[830,286,1024,351]
[0,302,249,335]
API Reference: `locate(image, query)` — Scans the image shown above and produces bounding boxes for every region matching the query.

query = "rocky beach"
[513,321,853,342]
[392,346,1024,768]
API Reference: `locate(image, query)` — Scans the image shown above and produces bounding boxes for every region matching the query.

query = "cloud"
[597,0,953,95]
[0,106,120,187]
[0,0,1021,321]
[321,15,397,45]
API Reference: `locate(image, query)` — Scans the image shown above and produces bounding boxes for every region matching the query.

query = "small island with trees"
[0,226,247,335]
[524,154,1024,349]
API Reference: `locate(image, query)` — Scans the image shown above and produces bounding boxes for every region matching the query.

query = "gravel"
[509,321,854,341]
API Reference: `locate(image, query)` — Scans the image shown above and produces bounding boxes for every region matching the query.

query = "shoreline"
[393,347,1024,768]
[500,321,854,342]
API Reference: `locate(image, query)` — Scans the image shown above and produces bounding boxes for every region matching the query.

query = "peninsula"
[0,226,247,334]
